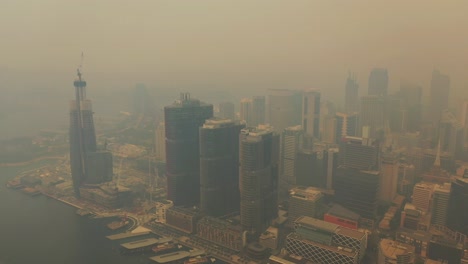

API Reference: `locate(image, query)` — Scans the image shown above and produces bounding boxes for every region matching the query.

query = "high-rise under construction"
[69,69,114,198]
[69,69,97,197]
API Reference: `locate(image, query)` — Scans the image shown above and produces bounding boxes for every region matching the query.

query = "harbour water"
[0,161,152,264]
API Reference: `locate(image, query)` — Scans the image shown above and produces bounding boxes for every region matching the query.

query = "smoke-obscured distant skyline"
[1,1,467,97]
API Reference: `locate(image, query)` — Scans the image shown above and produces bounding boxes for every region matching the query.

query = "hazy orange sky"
[1,0,467,101]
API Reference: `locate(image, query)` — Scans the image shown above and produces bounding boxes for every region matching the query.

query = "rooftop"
[379,239,415,260]
[202,118,239,129]
[288,233,357,258]
[327,204,360,222]
[295,216,339,234]
[290,187,323,201]
[121,238,160,250]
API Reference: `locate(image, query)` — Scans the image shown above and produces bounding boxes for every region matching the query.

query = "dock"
[150,251,191,263]
[107,231,150,240]
[189,249,205,257]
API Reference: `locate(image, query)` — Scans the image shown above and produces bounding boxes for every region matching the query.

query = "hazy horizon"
[1,0,468,139]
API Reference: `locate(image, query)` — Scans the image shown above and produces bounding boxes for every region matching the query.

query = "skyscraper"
[69,70,98,197]
[399,82,422,132]
[339,136,379,171]
[287,187,324,227]
[412,182,434,213]
[334,168,380,221]
[359,95,385,138]
[267,89,302,133]
[430,70,450,124]
[345,74,359,114]
[302,90,321,140]
[165,93,213,206]
[447,177,468,235]
[218,101,235,120]
[155,122,166,162]
[251,96,266,127]
[335,112,359,143]
[431,183,451,227]
[380,151,399,203]
[281,125,303,187]
[199,118,245,216]
[239,125,280,235]
[368,68,388,96]
[239,98,253,126]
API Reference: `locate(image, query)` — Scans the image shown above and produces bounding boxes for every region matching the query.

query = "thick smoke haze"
[1,0,467,138]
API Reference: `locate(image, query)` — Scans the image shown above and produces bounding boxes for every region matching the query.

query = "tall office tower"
[368,68,388,96]
[338,136,379,171]
[286,216,367,264]
[447,178,468,235]
[430,70,450,124]
[218,101,235,120]
[155,122,166,162]
[378,239,415,264]
[267,89,302,133]
[335,112,359,143]
[239,125,280,235]
[69,70,98,197]
[427,239,464,264]
[164,93,213,206]
[360,95,385,138]
[287,187,324,227]
[321,115,337,144]
[461,100,468,154]
[199,118,245,217]
[439,110,465,159]
[239,98,253,126]
[251,96,266,127]
[345,73,359,114]
[431,183,451,226]
[461,100,468,128]
[295,148,330,188]
[302,90,321,141]
[386,95,406,133]
[326,148,339,189]
[380,151,399,202]
[398,163,416,199]
[334,168,380,221]
[319,101,335,141]
[399,83,423,132]
[412,182,434,212]
[132,83,152,115]
[281,126,303,187]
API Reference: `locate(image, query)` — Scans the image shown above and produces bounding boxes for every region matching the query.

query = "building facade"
[239,125,280,235]
[164,93,213,206]
[199,118,245,216]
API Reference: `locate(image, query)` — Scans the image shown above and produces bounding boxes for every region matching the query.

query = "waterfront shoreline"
[0,155,65,168]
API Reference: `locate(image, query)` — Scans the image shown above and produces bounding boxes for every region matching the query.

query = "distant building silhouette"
[251,96,266,127]
[240,98,253,126]
[359,95,385,138]
[430,70,450,125]
[302,90,321,141]
[368,68,388,96]
[267,89,302,133]
[218,101,235,120]
[164,93,213,206]
[345,74,359,114]
[399,82,423,132]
